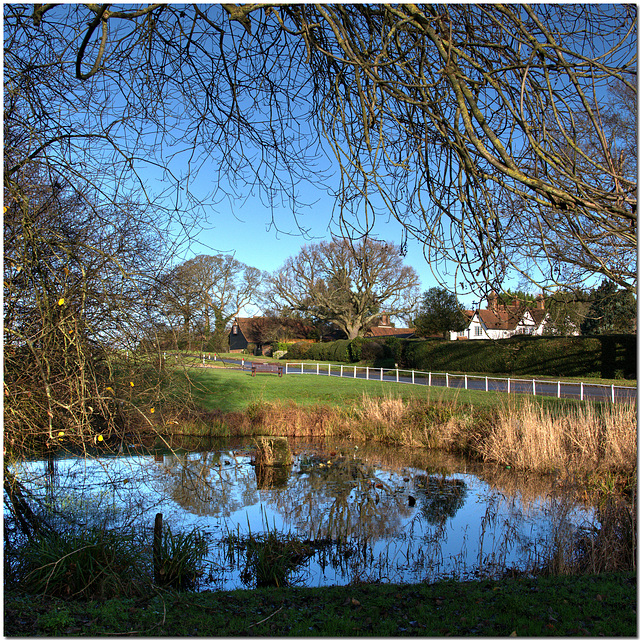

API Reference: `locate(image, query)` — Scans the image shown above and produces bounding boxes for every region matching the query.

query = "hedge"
[399,335,636,380]
[285,335,636,379]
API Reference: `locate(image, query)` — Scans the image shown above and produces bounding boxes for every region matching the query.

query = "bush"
[347,337,365,362]
[360,339,385,364]
[285,342,312,360]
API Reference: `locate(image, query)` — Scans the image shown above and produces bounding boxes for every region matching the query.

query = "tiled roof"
[367,326,415,338]
[476,308,523,330]
[233,317,315,340]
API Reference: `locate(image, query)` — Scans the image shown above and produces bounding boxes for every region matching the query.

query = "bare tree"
[157,254,264,352]
[3,149,167,448]
[269,238,420,339]
[6,4,636,297]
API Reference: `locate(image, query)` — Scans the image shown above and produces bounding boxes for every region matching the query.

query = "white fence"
[282,362,635,403]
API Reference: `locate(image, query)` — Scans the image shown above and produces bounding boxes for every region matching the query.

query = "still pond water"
[12,437,597,590]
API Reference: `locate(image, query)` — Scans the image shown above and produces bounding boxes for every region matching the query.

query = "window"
[474,326,483,337]
[232,326,238,335]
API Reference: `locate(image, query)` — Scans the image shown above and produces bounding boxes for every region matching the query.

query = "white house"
[451,292,549,340]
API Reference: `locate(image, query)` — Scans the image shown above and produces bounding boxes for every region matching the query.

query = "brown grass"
[160,394,636,478]
[479,400,637,474]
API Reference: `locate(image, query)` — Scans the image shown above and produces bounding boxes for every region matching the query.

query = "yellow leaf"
[98,434,104,442]
[130,381,135,387]
[58,431,65,438]
[58,298,65,306]
[150,407,155,414]
[106,386,113,393]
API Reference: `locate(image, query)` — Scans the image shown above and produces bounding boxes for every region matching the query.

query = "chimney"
[487,290,498,312]
[536,294,545,311]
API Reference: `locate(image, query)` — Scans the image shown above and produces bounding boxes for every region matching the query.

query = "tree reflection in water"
[8,438,600,590]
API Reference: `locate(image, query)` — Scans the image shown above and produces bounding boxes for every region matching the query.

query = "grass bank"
[163,366,637,481]
[5,572,636,636]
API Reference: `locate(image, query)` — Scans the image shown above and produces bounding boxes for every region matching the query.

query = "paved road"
[197,355,636,404]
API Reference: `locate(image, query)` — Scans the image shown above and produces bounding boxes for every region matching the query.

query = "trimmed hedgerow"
[400,335,636,379]
[284,335,635,379]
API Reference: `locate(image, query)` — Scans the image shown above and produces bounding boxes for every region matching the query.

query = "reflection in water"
[414,475,468,526]
[8,438,598,590]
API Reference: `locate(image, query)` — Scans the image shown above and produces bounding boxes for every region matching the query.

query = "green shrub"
[360,339,385,364]
[398,335,636,379]
[327,339,351,362]
[348,337,365,362]
[285,342,312,360]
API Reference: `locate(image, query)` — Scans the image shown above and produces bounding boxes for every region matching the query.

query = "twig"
[248,605,284,628]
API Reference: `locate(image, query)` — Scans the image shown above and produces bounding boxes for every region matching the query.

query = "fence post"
[428,372,432,386]
[611,384,615,403]
[285,363,289,375]
[366,367,369,380]
[340,365,343,377]
[316,363,320,375]
[380,368,383,381]
[464,374,468,390]
[557,380,561,398]
[412,370,415,385]
[446,373,449,388]
[153,513,163,586]
[580,381,584,402]
[485,376,488,392]
[532,379,536,396]
[328,363,331,377]
[301,362,304,374]
[396,368,399,383]
[507,378,511,394]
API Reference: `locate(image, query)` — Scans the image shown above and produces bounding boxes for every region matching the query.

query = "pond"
[8,437,598,591]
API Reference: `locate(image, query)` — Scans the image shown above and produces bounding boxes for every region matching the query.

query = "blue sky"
[175,182,484,317]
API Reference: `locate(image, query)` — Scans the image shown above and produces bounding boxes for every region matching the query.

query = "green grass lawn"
[178,364,581,414]
[5,571,635,636]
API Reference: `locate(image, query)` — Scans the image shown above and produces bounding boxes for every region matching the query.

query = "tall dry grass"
[168,393,636,477]
[479,400,637,474]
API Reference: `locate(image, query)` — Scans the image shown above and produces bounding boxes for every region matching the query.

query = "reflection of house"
[451,292,549,340]
[365,314,415,339]
[229,317,315,354]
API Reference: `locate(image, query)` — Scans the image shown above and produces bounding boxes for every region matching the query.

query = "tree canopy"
[157,255,264,351]
[4,3,637,298]
[269,238,420,339]
[413,288,468,339]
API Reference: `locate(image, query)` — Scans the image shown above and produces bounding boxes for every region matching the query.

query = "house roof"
[233,317,315,341]
[473,306,548,331]
[367,326,415,338]
[475,308,523,331]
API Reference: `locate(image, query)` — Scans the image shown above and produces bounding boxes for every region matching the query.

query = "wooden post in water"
[154,512,163,586]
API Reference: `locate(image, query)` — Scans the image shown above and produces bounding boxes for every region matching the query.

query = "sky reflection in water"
[10,438,595,590]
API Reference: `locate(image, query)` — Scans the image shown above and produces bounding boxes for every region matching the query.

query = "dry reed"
[480,400,637,474]
[169,393,636,477]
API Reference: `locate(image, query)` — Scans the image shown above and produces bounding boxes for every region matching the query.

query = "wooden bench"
[251,362,284,377]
